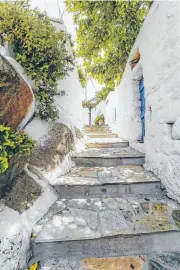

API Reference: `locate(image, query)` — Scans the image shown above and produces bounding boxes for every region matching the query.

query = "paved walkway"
[30,125,180,270]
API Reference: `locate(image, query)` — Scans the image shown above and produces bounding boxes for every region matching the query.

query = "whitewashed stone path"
[30,125,180,270]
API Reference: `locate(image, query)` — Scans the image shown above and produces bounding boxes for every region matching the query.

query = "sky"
[31,0,76,37]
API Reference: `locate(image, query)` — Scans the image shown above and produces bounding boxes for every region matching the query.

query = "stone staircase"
[30,125,180,269]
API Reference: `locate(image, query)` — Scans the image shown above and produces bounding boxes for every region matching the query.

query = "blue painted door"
[139,79,145,141]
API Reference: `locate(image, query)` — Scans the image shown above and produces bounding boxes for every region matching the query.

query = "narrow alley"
[31,126,180,269]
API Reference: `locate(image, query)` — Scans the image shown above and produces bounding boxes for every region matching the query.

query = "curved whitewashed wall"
[25,20,83,141]
[97,2,180,202]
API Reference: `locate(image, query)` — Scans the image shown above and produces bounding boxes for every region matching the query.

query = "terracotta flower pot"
[99,120,104,125]
[129,50,140,70]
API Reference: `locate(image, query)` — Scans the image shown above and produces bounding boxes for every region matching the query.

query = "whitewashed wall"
[1,20,83,141]
[25,20,83,141]
[83,101,106,125]
[53,20,83,130]
[99,1,180,202]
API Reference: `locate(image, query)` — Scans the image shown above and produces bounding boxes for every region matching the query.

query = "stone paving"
[53,165,160,187]
[40,256,147,270]
[72,147,144,158]
[34,195,180,242]
[62,165,159,185]
[87,138,127,143]
[39,253,180,270]
[32,126,180,269]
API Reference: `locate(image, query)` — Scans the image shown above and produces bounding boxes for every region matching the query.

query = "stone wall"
[88,2,180,202]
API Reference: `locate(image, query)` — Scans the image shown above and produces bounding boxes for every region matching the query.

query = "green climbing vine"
[0,0,74,121]
[0,125,35,174]
[66,0,151,100]
[78,66,87,88]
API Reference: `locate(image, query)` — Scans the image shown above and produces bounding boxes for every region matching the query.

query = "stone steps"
[86,130,112,134]
[32,195,180,262]
[87,133,118,138]
[86,137,129,148]
[72,147,145,166]
[84,125,109,132]
[39,255,147,270]
[32,249,180,270]
[30,127,180,268]
[38,252,180,270]
[53,165,161,198]
[86,141,129,148]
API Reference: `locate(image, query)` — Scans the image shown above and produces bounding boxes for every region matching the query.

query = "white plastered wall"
[100,1,180,202]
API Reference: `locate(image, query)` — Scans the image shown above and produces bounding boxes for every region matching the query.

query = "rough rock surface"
[0,168,57,270]
[149,252,180,269]
[30,123,74,171]
[2,171,42,213]
[0,53,34,129]
[34,196,179,242]
[0,155,28,199]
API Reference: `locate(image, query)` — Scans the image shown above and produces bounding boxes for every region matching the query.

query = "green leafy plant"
[96,87,113,101]
[66,0,151,100]
[35,85,59,121]
[0,125,35,174]
[94,114,105,125]
[78,66,87,88]
[0,0,74,121]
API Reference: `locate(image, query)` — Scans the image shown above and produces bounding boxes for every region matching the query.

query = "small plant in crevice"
[0,125,35,174]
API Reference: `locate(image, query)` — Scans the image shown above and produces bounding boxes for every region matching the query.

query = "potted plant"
[95,114,105,126]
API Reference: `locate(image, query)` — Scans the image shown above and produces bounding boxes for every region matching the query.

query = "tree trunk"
[88,108,92,125]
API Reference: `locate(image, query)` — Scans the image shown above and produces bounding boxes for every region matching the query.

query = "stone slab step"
[86,138,129,148]
[86,142,129,148]
[87,133,118,138]
[32,232,180,267]
[84,125,109,131]
[72,147,145,166]
[85,130,112,134]
[53,166,161,197]
[38,255,147,270]
[32,195,180,261]
[33,195,180,244]
[34,252,180,270]
[30,252,180,270]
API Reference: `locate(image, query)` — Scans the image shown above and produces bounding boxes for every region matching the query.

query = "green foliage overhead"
[0,0,74,121]
[0,125,35,174]
[96,87,113,101]
[66,0,151,99]
[78,66,87,88]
